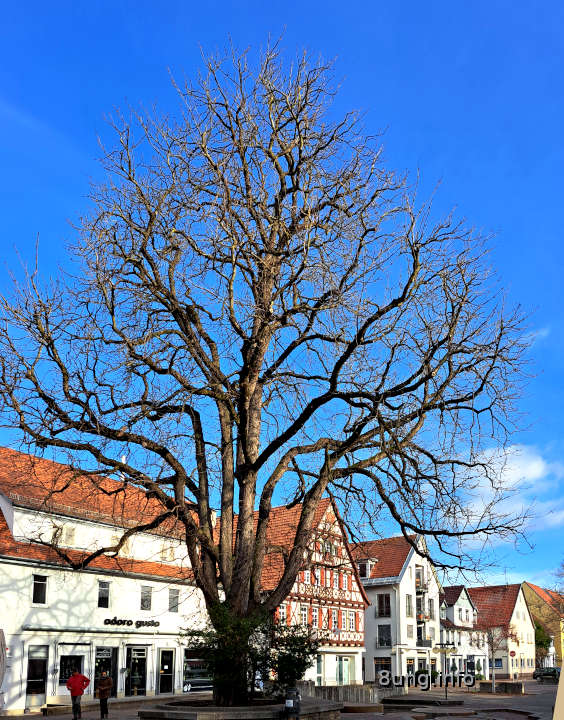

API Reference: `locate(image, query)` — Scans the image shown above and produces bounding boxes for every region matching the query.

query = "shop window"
[60,655,83,684]
[169,588,179,613]
[98,581,110,609]
[140,585,152,611]
[32,574,47,605]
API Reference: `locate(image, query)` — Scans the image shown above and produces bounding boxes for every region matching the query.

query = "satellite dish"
[0,629,6,688]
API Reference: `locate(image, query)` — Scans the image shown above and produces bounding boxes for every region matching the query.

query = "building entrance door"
[158,649,175,694]
[94,647,118,697]
[25,646,49,709]
[336,656,350,685]
[125,647,147,696]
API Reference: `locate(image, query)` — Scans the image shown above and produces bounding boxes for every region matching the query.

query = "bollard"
[283,686,301,719]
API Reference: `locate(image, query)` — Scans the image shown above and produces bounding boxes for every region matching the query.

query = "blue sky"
[1,1,563,587]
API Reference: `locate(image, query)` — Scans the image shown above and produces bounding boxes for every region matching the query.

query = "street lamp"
[432,642,455,700]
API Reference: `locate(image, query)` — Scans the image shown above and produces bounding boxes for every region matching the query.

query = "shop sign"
[104,617,161,629]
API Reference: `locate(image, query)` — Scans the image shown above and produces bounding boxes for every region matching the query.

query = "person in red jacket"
[66,669,90,720]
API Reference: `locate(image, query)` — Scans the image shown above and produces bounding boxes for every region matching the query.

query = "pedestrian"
[97,671,113,719]
[66,668,90,720]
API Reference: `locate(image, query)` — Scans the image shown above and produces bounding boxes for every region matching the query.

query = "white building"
[439,586,489,680]
[0,448,368,713]
[0,448,207,713]
[352,535,441,682]
[468,584,536,680]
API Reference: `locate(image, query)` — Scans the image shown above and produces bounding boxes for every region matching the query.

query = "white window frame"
[31,574,48,606]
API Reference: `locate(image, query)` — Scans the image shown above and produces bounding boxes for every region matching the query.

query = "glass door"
[94,647,118,697]
[158,649,174,694]
[26,646,49,708]
[336,656,350,685]
[125,647,147,696]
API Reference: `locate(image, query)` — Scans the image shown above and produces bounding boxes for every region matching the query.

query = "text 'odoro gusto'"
[103,617,161,629]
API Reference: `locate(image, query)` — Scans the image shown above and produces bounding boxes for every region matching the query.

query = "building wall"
[0,558,206,712]
[362,547,441,681]
[522,584,564,666]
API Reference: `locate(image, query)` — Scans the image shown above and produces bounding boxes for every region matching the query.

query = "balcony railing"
[416,612,430,622]
[376,639,393,648]
[416,638,433,648]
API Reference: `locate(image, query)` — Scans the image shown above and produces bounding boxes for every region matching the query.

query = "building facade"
[352,536,442,682]
[0,449,367,712]
[0,448,207,713]
[264,500,368,686]
[522,582,564,668]
[439,586,489,680]
[468,584,536,680]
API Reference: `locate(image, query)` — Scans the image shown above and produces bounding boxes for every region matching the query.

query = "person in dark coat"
[66,669,90,720]
[97,671,113,719]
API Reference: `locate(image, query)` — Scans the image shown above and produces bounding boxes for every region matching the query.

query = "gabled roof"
[524,582,564,617]
[259,498,369,605]
[442,585,464,606]
[351,535,415,580]
[467,584,522,628]
[0,447,181,536]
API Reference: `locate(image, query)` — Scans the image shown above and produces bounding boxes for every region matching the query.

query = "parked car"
[535,667,560,682]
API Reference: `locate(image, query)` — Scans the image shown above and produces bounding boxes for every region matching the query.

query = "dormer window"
[358,561,371,578]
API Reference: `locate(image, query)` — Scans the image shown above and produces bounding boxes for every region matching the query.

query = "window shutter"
[308,605,312,625]
[338,609,343,629]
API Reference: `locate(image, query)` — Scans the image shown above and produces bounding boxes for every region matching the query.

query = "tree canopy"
[0,43,528,625]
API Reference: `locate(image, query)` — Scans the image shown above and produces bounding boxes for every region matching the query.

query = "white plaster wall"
[0,559,206,712]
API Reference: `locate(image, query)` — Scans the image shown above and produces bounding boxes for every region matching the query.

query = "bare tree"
[0,43,528,702]
[478,623,518,693]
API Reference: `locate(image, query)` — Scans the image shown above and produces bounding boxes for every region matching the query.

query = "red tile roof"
[442,585,465,606]
[0,448,365,601]
[0,447,182,536]
[467,584,521,628]
[524,582,564,616]
[258,499,369,605]
[351,535,415,579]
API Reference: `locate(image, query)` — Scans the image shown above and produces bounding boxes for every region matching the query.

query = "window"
[313,568,320,586]
[429,626,435,640]
[407,624,414,639]
[332,608,338,629]
[169,588,179,613]
[312,607,318,629]
[140,585,152,611]
[32,574,47,605]
[465,609,469,622]
[494,658,503,668]
[279,604,286,623]
[60,655,83,684]
[300,605,308,626]
[358,562,368,578]
[406,594,413,617]
[440,605,446,619]
[377,593,391,617]
[348,611,355,631]
[458,608,463,621]
[377,624,392,647]
[160,544,175,562]
[333,572,339,590]
[428,599,435,620]
[98,581,110,608]
[303,570,311,585]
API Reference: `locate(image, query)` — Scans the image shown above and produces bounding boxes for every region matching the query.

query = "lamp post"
[432,643,455,700]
